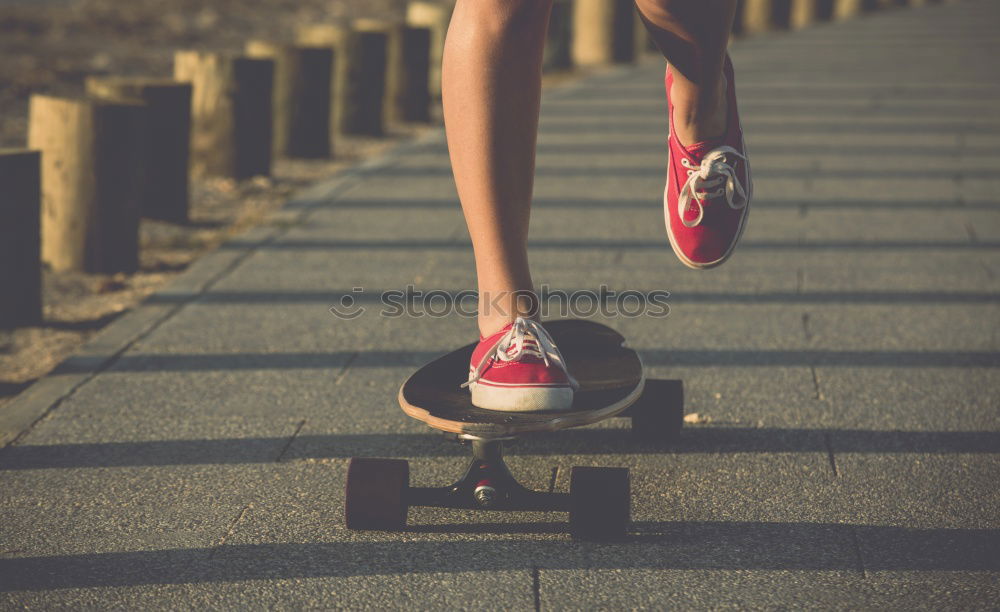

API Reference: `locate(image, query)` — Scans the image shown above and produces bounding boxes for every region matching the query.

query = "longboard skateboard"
[345,319,683,540]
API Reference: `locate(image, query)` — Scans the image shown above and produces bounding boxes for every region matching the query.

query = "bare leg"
[635,0,739,146]
[443,0,553,336]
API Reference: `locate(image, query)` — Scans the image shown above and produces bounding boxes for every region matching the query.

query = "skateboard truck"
[345,435,632,540]
[407,437,568,512]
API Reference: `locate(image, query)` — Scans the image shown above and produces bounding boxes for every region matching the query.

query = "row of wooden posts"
[1,0,945,328]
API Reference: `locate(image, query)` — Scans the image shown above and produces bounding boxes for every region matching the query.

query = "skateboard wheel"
[345,457,409,530]
[569,466,629,540]
[630,379,683,442]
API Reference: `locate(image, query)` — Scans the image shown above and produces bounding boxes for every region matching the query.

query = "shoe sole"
[469,381,576,412]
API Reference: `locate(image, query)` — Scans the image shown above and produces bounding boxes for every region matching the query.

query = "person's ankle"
[477,290,540,337]
[670,74,728,148]
[478,311,542,338]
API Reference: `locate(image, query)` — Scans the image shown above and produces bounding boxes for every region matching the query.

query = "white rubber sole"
[469,381,575,412]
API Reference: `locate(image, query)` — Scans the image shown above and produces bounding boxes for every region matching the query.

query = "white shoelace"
[678,146,748,228]
[461,317,579,390]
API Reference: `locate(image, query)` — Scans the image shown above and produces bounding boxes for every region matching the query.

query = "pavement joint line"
[822,432,838,478]
[209,502,254,560]
[276,419,307,463]
[532,566,541,612]
[965,222,979,244]
[982,262,996,281]
[333,352,360,386]
[810,367,824,402]
[850,526,868,579]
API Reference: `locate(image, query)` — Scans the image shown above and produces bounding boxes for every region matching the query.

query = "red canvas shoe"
[664,56,752,269]
[461,317,578,412]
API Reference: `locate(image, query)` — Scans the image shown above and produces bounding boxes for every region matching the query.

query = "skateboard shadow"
[1,522,996,591]
[1,428,996,470]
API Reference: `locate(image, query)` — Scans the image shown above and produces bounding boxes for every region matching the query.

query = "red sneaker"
[462,317,578,412]
[664,56,752,269]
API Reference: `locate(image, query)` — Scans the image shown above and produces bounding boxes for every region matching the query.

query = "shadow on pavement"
[49,348,1000,376]
[2,428,996,470]
[1,522,996,591]
[218,238,1000,251]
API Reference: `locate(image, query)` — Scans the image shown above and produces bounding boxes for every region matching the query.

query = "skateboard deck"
[398,319,644,438]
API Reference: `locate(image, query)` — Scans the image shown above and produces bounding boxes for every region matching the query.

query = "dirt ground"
[0,0,428,408]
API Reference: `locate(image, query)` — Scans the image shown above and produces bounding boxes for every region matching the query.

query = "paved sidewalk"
[2,1,998,608]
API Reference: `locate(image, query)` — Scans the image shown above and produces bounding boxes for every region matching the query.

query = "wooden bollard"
[28,95,144,274]
[405,1,453,100]
[791,0,835,27]
[354,19,432,125]
[245,41,333,158]
[741,0,772,33]
[0,150,42,328]
[544,0,573,72]
[571,0,635,67]
[85,77,191,224]
[790,0,817,27]
[833,0,878,19]
[298,24,388,137]
[741,0,792,33]
[173,51,273,179]
[633,7,653,60]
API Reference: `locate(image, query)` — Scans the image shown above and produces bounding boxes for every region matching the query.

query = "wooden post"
[393,25,432,123]
[742,0,792,33]
[0,150,42,328]
[544,0,573,72]
[833,0,859,17]
[742,0,771,32]
[790,0,818,27]
[298,24,388,137]
[85,77,191,223]
[245,41,333,158]
[354,19,432,125]
[572,0,635,67]
[793,0,835,25]
[633,5,652,60]
[405,1,453,101]
[834,0,878,19]
[28,95,144,274]
[173,51,273,179]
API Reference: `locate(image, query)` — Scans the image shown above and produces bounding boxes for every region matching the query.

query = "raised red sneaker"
[665,56,752,269]
[462,317,578,412]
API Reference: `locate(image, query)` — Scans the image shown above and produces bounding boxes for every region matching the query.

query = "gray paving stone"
[811,367,1000,430]
[2,0,998,607]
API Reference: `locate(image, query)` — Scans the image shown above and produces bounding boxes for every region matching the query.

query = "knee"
[454,0,553,41]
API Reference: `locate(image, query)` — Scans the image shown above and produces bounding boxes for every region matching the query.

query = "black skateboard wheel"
[345,457,409,530]
[569,466,630,540]
[629,379,683,442]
